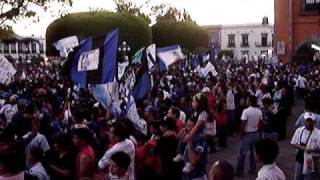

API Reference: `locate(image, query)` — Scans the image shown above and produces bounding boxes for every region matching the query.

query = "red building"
[274,0,320,62]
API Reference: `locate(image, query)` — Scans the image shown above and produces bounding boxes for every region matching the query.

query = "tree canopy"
[152,20,208,52]
[46,12,152,55]
[0,0,72,26]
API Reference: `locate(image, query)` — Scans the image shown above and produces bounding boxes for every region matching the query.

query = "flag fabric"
[118,61,129,80]
[125,94,147,135]
[201,62,218,77]
[132,71,151,101]
[157,45,185,67]
[132,47,145,65]
[146,44,156,71]
[0,55,16,84]
[70,29,119,86]
[92,82,121,117]
[53,35,79,58]
[191,55,200,68]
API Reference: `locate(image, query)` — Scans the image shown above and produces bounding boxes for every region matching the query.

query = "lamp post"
[117,41,131,64]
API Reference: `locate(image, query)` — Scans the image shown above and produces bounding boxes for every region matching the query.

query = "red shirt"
[76,145,96,178]
[176,119,185,133]
[216,113,227,126]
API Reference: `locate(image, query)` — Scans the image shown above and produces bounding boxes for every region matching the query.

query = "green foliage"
[152,20,208,51]
[0,0,72,25]
[193,47,209,54]
[113,0,151,24]
[218,49,234,59]
[0,26,14,39]
[150,4,193,23]
[46,12,152,55]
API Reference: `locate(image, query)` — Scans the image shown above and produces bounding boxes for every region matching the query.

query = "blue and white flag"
[132,71,151,101]
[92,82,121,117]
[146,44,156,71]
[132,47,145,65]
[70,29,118,86]
[201,62,218,77]
[53,35,79,58]
[125,94,147,135]
[157,45,185,67]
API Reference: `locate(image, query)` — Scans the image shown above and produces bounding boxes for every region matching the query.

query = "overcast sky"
[11,0,274,37]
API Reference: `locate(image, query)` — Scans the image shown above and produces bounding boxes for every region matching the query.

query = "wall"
[220,24,273,59]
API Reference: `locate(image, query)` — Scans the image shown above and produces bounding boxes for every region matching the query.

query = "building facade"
[275,0,320,62]
[204,18,274,60]
[0,34,46,60]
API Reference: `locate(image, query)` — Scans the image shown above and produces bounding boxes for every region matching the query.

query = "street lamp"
[118,41,131,64]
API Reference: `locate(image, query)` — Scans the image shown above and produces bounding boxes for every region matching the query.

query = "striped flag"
[70,29,119,86]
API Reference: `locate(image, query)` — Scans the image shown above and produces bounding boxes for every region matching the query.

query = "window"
[0,43,2,53]
[261,33,268,46]
[39,43,44,53]
[31,43,37,53]
[18,42,22,53]
[23,43,29,53]
[228,34,235,47]
[4,43,9,53]
[241,34,249,47]
[11,43,16,54]
[305,0,320,11]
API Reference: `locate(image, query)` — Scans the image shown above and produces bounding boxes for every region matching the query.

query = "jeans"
[236,132,259,175]
[262,132,278,141]
[227,110,236,134]
[294,161,320,180]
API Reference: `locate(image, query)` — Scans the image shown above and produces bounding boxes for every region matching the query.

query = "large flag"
[70,29,119,86]
[132,71,151,101]
[146,44,156,71]
[53,35,79,57]
[125,94,147,135]
[157,45,185,67]
[0,55,16,84]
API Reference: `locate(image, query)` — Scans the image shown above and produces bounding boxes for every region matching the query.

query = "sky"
[11,0,274,37]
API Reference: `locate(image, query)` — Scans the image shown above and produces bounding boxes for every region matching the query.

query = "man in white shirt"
[98,120,135,180]
[255,139,285,180]
[236,95,262,177]
[226,84,236,134]
[0,95,18,125]
[297,74,307,97]
[27,147,50,180]
[291,113,320,180]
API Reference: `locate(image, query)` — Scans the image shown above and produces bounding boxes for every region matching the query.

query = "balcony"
[11,50,17,54]
[240,43,249,48]
[227,43,235,48]
[255,41,272,47]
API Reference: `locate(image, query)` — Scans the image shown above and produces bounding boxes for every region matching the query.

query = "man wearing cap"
[291,113,320,180]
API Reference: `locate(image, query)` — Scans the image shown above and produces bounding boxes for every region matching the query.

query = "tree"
[46,12,152,55]
[0,0,72,26]
[113,0,151,24]
[150,3,193,23]
[0,26,13,39]
[152,20,208,52]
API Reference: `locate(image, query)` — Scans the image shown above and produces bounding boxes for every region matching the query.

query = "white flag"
[77,49,100,71]
[0,55,17,84]
[157,45,185,67]
[201,62,218,77]
[53,35,79,57]
[126,95,147,135]
[146,44,156,70]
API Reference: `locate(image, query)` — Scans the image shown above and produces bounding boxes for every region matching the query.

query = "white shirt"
[255,89,264,107]
[298,75,307,89]
[179,111,186,124]
[291,127,320,156]
[256,163,285,180]
[24,132,50,156]
[226,90,235,110]
[0,104,18,124]
[98,139,135,180]
[241,106,262,133]
[28,162,49,180]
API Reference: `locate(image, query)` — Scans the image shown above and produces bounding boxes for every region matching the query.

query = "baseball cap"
[304,113,316,121]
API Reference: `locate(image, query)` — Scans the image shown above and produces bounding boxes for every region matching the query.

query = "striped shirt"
[98,139,135,180]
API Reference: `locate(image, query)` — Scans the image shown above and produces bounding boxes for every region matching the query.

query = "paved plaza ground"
[207,97,304,180]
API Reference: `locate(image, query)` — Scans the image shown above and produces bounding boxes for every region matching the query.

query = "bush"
[46,12,152,56]
[152,20,208,52]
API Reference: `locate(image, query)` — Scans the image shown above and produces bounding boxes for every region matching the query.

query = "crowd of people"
[0,56,319,180]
